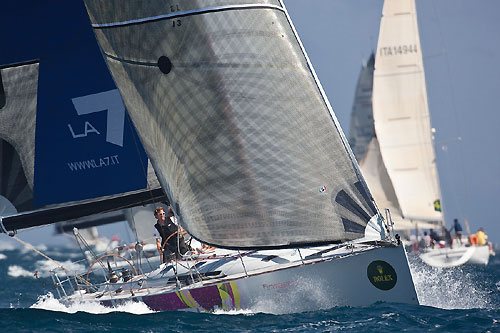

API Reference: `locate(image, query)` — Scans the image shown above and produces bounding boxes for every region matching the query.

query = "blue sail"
[0,0,149,208]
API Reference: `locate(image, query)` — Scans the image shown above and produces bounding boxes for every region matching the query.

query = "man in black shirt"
[154,206,189,263]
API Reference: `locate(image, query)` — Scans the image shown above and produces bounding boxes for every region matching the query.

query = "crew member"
[154,206,189,263]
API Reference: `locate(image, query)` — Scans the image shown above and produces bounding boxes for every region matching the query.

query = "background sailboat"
[348,0,491,266]
[281,1,500,246]
[350,0,443,233]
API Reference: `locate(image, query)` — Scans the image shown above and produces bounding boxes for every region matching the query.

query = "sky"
[4,0,500,247]
[284,0,500,242]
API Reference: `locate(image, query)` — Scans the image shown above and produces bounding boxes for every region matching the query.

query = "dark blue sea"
[1,242,499,332]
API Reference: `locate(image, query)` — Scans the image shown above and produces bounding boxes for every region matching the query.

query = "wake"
[30,293,155,315]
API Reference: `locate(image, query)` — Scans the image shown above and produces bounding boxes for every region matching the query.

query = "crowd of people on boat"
[414,218,492,252]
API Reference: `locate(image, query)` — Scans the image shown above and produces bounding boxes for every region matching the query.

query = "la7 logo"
[70,89,125,147]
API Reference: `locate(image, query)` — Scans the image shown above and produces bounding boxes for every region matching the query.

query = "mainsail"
[0,1,165,233]
[370,0,442,225]
[348,53,375,161]
[83,0,381,249]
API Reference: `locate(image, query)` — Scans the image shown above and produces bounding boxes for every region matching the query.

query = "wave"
[409,254,491,309]
[0,241,17,251]
[30,293,155,315]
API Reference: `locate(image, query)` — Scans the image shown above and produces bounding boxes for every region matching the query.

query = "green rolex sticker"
[367,260,397,290]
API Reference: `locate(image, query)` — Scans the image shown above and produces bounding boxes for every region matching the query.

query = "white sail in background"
[84,0,381,249]
[360,137,437,230]
[372,0,442,224]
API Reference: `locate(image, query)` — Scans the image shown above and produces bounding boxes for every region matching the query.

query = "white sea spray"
[30,293,155,315]
[408,254,491,309]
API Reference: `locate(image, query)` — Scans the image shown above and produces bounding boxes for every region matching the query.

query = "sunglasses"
[157,212,165,216]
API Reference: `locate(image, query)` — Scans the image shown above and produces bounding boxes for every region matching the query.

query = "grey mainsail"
[84,0,380,248]
[348,54,375,161]
[0,62,38,215]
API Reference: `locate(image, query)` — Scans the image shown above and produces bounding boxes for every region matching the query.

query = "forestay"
[84,0,380,248]
[372,0,442,223]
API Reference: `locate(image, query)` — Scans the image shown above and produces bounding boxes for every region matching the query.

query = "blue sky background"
[284,0,500,243]
[5,0,500,247]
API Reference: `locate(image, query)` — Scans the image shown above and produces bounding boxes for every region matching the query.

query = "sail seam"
[374,70,423,77]
[104,53,158,67]
[91,4,285,29]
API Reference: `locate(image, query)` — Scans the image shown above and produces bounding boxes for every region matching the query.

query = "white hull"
[64,243,418,312]
[419,245,491,268]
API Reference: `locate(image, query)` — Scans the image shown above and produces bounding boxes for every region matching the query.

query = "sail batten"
[84,0,380,248]
[91,4,285,29]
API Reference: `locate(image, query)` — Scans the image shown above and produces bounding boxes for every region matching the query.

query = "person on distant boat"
[477,228,488,246]
[418,231,431,250]
[443,226,453,249]
[452,219,463,245]
[476,227,494,252]
[429,229,441,248]
[154,206,189,263]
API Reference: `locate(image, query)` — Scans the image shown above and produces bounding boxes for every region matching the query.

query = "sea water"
[0,243,499,332]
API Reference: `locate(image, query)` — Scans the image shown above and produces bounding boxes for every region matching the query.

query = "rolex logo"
[367,260,397,291]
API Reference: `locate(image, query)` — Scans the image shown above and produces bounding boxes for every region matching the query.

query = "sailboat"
[1,1,419,312]
[350,0,491,267]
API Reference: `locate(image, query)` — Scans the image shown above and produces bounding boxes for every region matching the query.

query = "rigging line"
[440,146,464,219]
[75,229,107,274]
[128,207,139,244]
[92,4,285,28]
[74,229,93,268]
[430,0,469,214]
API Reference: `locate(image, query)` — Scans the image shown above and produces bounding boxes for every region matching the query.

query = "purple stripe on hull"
[136,284,226,312]
[142,292,189,311]
[189,285,223,310]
